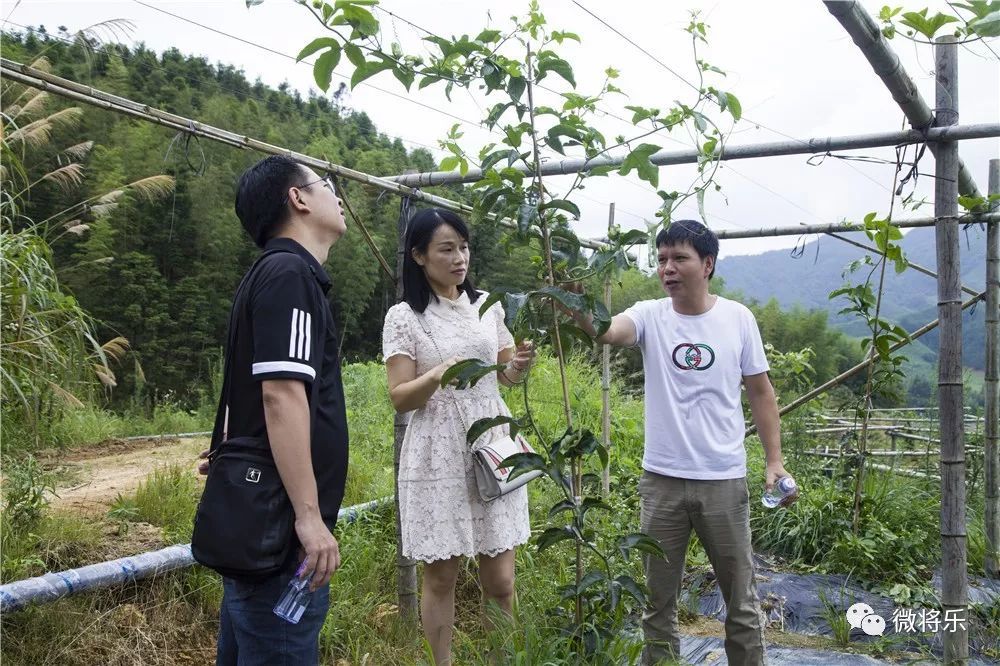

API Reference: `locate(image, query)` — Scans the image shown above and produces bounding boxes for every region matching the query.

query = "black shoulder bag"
[191,250,322,582]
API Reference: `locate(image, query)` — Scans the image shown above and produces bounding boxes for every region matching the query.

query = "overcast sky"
[4,0,998,258]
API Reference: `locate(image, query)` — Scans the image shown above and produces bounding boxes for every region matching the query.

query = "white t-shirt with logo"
[622,296,769,480]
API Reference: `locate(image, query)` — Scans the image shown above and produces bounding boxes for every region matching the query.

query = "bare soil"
[43,436,209,514]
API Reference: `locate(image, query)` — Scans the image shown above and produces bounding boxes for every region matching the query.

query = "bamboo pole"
[825,232,981,298]
[387,125,1000,187]
[393,198,418,621]
[0,58,614,252]
[822,0,983,200]
[985,158,1000,577]
[934,36,967,664]
[601,204,614,497]
[710,213,999,240]
[4,57,997,248]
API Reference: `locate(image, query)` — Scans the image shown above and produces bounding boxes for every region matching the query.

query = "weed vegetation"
[2,358,997,663]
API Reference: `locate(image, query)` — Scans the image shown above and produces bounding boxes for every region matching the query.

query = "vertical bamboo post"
[600,203,615,496]
[394,197,418,620]
[934,36,968,663]
[984,158,999,577]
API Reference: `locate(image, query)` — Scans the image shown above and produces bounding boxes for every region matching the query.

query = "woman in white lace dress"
[382,208,534,665]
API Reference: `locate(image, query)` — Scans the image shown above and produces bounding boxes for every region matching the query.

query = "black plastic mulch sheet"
[687,564,999,659]
[678,636,997,665]
[680,636,886,665]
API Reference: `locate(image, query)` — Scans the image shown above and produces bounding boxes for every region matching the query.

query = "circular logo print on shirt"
[671,343,716,371]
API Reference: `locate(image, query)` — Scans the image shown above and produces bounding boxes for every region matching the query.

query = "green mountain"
[717,225,990,372]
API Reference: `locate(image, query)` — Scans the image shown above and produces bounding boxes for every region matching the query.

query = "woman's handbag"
[470,430,542,501]
[417,311,543,502]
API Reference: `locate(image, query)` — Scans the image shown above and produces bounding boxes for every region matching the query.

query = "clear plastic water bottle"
[762,476,798,508]
[273,560,311,624]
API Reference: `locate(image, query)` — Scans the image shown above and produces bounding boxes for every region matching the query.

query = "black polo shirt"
[214,237,349,531]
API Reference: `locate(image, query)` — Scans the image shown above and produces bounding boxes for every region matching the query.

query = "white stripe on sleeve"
[252,360,316,380]
[304,312,312,362]
[297,309,307,359]
[289,308,299,358]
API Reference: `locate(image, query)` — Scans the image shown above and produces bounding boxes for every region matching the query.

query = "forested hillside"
[1,29,524,410]
[2,28,867,414]
[718,226,989,371]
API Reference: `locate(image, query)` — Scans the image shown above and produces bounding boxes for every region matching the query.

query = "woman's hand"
[510,340,536,372]
[433,356,462,385]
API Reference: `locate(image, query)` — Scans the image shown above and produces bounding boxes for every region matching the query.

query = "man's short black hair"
[655,219,719,279]
[234,155,306,248]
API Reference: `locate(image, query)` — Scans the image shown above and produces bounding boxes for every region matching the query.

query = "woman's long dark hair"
[401,208,481,313]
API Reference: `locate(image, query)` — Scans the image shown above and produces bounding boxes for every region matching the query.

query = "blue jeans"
[216,571,330,666]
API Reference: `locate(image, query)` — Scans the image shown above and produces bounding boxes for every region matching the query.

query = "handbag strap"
[415,310,479,447]
[210,248,321,454]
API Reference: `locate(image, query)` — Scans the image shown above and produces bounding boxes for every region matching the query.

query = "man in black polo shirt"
[209,155,349,665]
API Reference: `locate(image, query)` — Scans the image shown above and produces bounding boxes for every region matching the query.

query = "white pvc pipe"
[0,497,390,612]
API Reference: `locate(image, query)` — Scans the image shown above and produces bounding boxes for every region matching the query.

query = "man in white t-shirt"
[573,220,792,665]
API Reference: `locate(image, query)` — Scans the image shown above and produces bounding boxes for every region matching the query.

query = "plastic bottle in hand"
[762,476,798,508]
[273,560,311,624]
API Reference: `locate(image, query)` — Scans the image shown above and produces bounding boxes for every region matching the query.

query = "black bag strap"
[209,248,324,456]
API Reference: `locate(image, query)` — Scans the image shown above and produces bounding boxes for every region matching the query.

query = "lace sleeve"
[494,301,515,352]
[382,304,416,361]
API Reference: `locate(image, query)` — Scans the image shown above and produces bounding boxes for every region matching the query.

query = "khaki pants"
[639,471,765,666]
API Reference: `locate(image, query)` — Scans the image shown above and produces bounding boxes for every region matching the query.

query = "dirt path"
[45,436,209,514]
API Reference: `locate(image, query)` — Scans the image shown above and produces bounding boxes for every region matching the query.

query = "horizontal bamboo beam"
[748,289,986,435]
[0,58,613,252]
[387,124,1000,187]
[712,213,998,240]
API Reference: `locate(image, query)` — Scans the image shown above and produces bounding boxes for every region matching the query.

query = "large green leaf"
[900,9,959,38]
[616,533,666,560]
[297,37,340,63]
[548,498,577,519]
[531,286,610,336]
[591,298,611,337]
[614,574,648,606]
[507,76,526,102]
[725,92,742,121]
[618,143,661,187]
[610,228,650,246]
[466,415,519,445]
[312,45,342,91]
[970,9,1000,36]
[536,526,576,552]
[532,285,586,315]
[344,43,365,68]
[517,202,538,232]
[539,198,581,219]
[335,4,379,38]
[350,58,395,89]
[440,358,504,389]
[577,570,606,596]
[578,496,612,523]
[478,289,529,332]
[536,55,576,88]
[501,452,547,482]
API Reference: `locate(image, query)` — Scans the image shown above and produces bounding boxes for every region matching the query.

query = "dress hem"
[405,535,530,564]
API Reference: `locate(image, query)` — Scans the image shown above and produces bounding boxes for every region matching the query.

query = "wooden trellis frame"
[2,5,997,658]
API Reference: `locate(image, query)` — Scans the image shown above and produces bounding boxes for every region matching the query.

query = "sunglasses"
[283,174,336,206]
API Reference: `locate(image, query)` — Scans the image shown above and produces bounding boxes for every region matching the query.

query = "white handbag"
[417,312,542,502]
[470,431,542,501]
